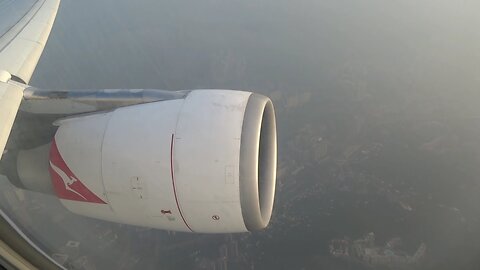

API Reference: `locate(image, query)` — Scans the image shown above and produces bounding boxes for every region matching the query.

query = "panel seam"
[0,0,46,53]
[170,133,194,232]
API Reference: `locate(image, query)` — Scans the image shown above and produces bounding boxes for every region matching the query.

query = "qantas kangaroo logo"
[49,161,88,200]
[49,139,107,204]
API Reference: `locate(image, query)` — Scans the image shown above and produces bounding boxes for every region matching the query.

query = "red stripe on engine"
[170,134,194,232]
[49,139,107,204]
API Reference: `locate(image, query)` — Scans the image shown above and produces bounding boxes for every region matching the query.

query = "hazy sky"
[33,0,480,100]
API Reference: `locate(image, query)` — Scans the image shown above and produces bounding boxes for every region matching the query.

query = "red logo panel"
[49,139,107,204]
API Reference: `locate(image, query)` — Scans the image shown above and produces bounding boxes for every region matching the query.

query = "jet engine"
[12,90,277,233]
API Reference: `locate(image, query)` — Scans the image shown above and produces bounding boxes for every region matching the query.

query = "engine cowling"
[49,90,277,233]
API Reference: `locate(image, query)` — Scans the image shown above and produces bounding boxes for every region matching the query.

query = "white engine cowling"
[49,90,277,233]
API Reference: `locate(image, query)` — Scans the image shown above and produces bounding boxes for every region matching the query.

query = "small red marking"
[170,133,194,232]
[49,139,106,204]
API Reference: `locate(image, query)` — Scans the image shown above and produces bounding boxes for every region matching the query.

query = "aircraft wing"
[0,0,60,158]
[0,0,277,237]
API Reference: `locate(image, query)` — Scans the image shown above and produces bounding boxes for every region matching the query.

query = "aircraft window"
[1,0,480,269]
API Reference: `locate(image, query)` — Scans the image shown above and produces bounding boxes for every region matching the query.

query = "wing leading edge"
[0,0,60,158]
[0,0,60,84]
[0,79,24,158]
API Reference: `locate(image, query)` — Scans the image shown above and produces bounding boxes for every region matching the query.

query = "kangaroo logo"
[49,139,107,204]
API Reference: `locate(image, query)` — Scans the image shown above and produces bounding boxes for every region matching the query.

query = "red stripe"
[49,139,107,204]
[170,134,194,232]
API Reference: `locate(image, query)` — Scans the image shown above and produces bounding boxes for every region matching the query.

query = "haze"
[1,0,479,269]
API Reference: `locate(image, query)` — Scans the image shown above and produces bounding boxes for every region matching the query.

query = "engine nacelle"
[49,90,277,233]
